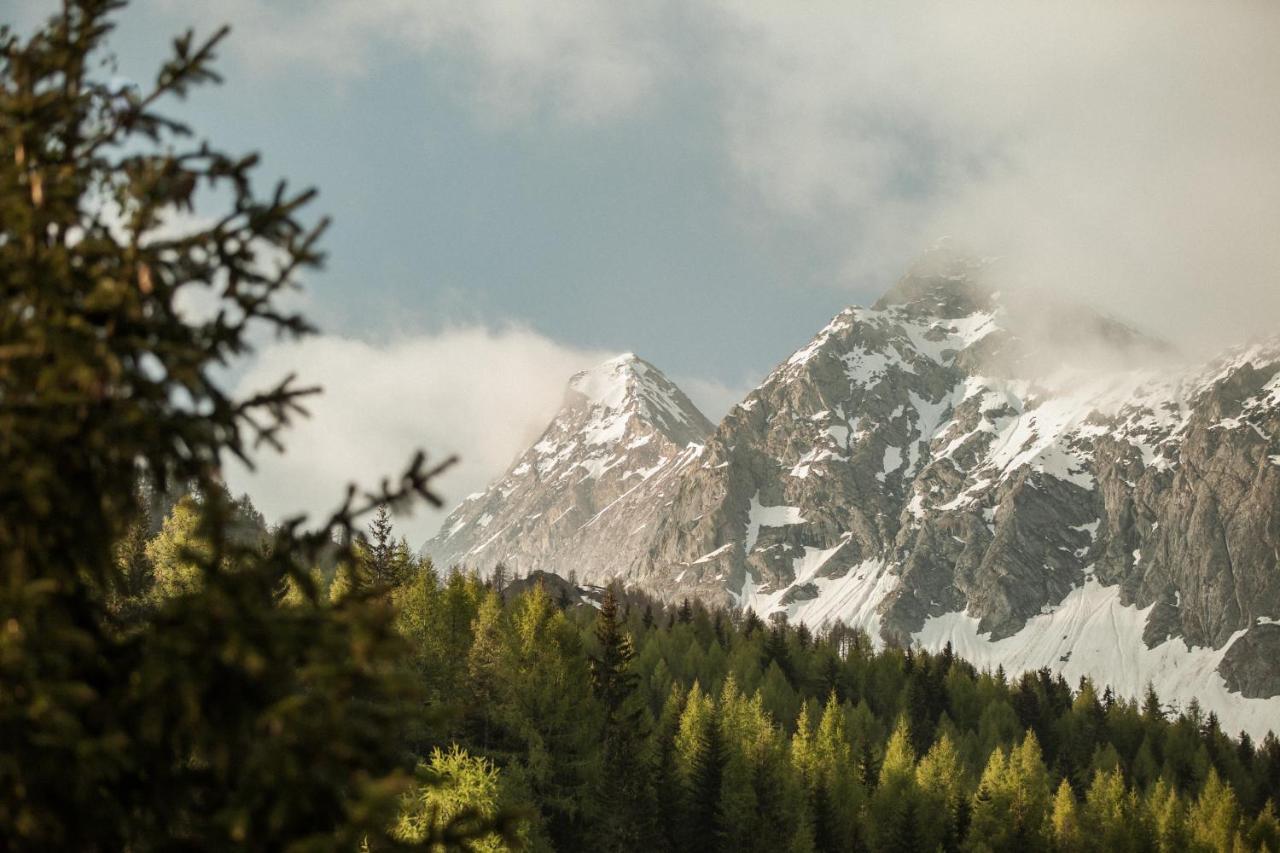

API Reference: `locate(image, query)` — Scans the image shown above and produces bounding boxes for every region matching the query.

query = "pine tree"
[687,712,728,851]
[109,483,155,614]
[1248,800,1280,852]
[962,735,1053,851]
[1082,768,1145,852]
[144,494,211,600]
[1142,682,1165,722]
[654,684,687,851]
[764,622,793,681]
[1146,778,1189,853]
[394,746,529,850]
[467,591,506,749]
[675,683,727,849]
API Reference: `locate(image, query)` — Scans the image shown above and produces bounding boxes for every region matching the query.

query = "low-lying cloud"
[225,326,610,543]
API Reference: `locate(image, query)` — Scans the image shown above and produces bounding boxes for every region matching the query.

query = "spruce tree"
[367,502,394,582]
[687,711,728,850]
[0,2,492,848]
[589,587,656,851]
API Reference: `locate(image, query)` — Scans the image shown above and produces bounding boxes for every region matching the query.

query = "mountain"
[425,353,713,577]
[423,250,1280,735]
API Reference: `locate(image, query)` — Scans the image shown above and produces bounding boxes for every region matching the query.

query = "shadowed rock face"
[424,250,1280,730]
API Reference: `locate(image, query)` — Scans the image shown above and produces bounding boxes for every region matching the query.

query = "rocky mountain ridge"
[423,252,1280,734]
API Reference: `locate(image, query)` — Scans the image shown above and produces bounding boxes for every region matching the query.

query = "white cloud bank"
[225,327,610,543]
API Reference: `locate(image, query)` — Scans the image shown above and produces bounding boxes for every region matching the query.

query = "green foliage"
[394,746,528,851]
[144,494,210,599]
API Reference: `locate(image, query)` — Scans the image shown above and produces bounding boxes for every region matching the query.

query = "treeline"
[121,490,1280,852]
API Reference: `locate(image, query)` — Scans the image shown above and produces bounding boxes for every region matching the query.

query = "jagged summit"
[562,353,712,448]
[873,247,997,319]
[422,353,712,579]
[566,353,642,407]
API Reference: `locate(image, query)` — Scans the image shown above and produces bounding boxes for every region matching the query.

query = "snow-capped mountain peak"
[423,354,712,576]
[563,353,710,448]
[423,257,1280,736]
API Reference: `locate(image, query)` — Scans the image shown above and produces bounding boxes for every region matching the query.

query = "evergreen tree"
[1248,800,1280,852]
[394,746,530,850]
[367,503,394,584]
[589,587,656,851]
[466,590,506,749]
[679,597,694,624]
[654,684,687,851]
[144,494,211,600]
[109,483,156,613]
[676,682,727,849]
[687,712,728,851]
[1146,778,1190,853]
[1082,768,1145,852]
[964,734,1052,852]
[0,4,481,846]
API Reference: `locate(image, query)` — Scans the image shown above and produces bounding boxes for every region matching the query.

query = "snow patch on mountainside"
[914,577,1280,738]
[736,558,900,646]
[745,493,806,553]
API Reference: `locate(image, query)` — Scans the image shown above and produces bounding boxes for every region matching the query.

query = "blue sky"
[21,1,857,388]
[14,1,1280,540]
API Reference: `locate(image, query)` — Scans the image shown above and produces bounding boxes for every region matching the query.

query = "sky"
[12,1,1280,542]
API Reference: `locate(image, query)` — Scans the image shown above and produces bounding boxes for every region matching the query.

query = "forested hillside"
[112,487,1280,851]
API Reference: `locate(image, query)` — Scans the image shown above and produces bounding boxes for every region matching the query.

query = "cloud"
[224,326,611,543]
[704,2,1280,353]
[149,0,673,123]
[144,1,1280,352]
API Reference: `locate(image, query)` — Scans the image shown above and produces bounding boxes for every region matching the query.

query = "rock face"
[425,354,713,578]
[423,250,1280,735]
